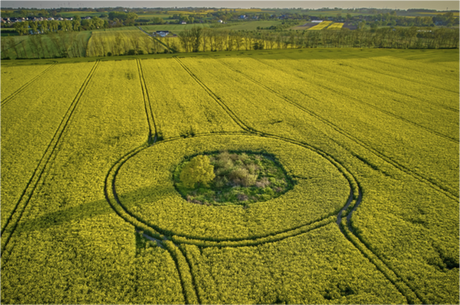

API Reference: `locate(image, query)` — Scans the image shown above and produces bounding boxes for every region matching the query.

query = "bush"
[180,155,215,188]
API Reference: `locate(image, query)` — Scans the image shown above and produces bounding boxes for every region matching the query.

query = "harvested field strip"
[1,61,100,254]
[308,21,333,30]
[1,64,55,105]
[327,23,344,29]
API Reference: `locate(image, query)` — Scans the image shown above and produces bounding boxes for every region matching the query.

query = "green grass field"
[219,20,283,30]
[60,11,107,18]
[1,48,458,304]
[141,23,211,33]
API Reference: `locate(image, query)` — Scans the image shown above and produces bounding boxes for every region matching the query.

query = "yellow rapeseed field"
[1,48,458,304]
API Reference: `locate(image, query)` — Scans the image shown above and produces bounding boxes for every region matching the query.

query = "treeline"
[87,30,166,57]
[364,12,458,27]
[9,16,106,35]
[5,16,145,36]
[174,27,459,53]
[1,31,88,59]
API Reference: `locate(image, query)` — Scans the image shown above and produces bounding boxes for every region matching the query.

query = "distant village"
[1,16,92,23]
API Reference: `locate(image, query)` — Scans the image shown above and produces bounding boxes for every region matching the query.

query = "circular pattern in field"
[115,134,350,240]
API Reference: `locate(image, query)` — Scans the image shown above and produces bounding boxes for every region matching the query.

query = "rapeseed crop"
[308,21,333,30]
[139,59,241,138]
[1,49,458,304]
[116,135,350,240]
[328,23,344,29]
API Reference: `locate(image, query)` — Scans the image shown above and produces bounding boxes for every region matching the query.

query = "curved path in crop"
[101,58,432,304]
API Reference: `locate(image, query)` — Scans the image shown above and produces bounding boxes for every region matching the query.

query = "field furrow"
[139,58,241,138]
[221,56,458,197]
[1,64,54,102]
[182,224,407,304]
[1,59,185,304]
[1,62,96,234]
[1,48,458,304]
[368,55,459,82]
[174,53,458,303]
[273,57,459,139]
[1,61,100,254]
[348,57,459,96]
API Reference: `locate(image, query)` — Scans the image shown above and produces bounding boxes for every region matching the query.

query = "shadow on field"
[11,185,178,234]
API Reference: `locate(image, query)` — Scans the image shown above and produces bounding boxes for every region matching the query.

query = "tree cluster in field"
[175,151,292,207]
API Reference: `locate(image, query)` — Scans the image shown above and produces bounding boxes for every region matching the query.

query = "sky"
[1,1,459,10]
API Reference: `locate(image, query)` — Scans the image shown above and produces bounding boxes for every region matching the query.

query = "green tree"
[180,155,215,188]
[190,26,202,52]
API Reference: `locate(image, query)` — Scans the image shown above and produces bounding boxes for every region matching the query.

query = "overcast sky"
[2,1,459,10]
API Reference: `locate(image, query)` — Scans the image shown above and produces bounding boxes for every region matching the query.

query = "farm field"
[141,23,211,33]
[1,48,458,304]
[328,22,344,29]
[220,20,283,30]
[308,21,333,30]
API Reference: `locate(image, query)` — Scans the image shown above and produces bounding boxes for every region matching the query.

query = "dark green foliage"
[174,151,293,206]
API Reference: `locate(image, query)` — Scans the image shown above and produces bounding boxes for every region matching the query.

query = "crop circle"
[115,134,350,240]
